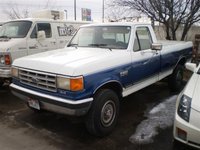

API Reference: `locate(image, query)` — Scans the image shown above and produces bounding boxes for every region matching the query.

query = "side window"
[30,23,52,38]
[133,27,152,51]
[133,34,140,51]
[38,23,52,38]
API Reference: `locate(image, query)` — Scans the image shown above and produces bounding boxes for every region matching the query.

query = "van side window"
[38,23,52,38]
[133,27,152,51]
[30,23,52,38]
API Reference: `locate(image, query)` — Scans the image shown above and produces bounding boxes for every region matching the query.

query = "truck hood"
[13,47,130,76]
[190,74,200,111]
[0,38,26,52]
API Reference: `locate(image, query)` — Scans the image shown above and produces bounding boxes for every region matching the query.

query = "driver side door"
[27,23,57,55]
[130,26,160,85]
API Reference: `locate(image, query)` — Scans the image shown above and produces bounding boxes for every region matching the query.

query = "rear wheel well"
[94,82,123,99]
[176,57,186,67]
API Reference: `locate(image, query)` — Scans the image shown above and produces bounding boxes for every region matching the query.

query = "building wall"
[154,25,200,42]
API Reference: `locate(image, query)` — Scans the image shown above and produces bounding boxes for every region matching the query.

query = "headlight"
[57,76,84,91]
[177,95,192,122]
[0,55,5,64]
[0,54,11,65]
[11,67,19,78]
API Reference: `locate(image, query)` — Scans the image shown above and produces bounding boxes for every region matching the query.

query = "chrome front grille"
[19,69,57,92]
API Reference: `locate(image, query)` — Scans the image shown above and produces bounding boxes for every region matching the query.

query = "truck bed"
[159,40,192,50]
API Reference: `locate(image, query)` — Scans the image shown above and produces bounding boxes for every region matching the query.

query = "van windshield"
[0,21,32,38]
[68,26,131,49]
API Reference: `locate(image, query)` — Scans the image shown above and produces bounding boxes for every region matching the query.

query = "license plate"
[28,98,40,110]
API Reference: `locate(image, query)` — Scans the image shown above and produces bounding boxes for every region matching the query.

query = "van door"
[27,23,57,55]
[56,23,77,48]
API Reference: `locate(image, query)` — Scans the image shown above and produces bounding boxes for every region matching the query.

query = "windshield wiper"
[67,43,78,48]
[89,44,112,51]
[89,44,104,46]
[0,35,10,38]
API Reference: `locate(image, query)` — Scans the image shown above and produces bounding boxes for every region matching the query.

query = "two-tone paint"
[10,23,193,116]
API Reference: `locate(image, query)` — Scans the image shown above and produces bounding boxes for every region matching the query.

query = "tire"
[0,80,4,88]
[85,89,119,137]
[172,139,184,150]
[168,65,184,92]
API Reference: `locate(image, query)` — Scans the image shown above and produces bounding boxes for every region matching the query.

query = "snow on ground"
[129,95,178,144]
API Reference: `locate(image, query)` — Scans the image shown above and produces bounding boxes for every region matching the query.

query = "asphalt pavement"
[0,80,195,150]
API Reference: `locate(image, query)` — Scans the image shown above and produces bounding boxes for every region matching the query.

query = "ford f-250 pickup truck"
[10,23,192,136]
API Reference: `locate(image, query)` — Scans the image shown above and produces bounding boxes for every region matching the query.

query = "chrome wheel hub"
[101,100,116,127]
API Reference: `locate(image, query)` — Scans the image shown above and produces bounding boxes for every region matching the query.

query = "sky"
[0,0,104,22]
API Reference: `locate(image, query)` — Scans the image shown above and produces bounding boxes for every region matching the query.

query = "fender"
[92,80,123,95]
[174,56,186,69]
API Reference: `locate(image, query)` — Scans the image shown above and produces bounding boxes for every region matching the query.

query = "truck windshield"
[68,26,131,49]
[0,21,32,38]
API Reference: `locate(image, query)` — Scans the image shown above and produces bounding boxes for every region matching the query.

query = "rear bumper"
[10,83,93,116]
[0,67,11,78]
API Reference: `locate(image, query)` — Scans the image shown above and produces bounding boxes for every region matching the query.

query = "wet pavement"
[0,80,196,150]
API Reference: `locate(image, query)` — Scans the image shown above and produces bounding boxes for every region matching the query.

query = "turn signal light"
[70,77,84,91]
[177,127,187,141]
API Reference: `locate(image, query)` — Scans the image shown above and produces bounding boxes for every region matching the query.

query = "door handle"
[142,51,159,65]
[141,50,158,55]
[50,41,56,45]
[152,50,159,55]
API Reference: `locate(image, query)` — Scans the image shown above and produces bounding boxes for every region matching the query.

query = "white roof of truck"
[81,22,151,27]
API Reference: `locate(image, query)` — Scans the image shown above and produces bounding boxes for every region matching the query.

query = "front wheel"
[168,65,184,92]
[0,80,4,88]
[85,89,119,137]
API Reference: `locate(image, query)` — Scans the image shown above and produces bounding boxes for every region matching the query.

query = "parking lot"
[0,79,195,150]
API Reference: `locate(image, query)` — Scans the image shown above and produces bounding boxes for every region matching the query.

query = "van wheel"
[168,65,184,92]
[0,80,4,88]
[85,89,119,137]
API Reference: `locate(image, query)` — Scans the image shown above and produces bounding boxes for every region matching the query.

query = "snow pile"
[129,95,177,144]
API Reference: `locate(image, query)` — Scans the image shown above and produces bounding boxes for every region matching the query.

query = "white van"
[0,18,88,87]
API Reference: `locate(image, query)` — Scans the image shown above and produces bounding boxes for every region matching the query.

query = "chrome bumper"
[10,83,93,116]
[0,67,11,78]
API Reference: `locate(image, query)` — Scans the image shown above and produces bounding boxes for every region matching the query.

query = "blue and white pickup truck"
[10,23,192,136]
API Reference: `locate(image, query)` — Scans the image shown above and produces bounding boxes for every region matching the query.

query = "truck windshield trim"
[0,21,32,38]
[68,26,131,50]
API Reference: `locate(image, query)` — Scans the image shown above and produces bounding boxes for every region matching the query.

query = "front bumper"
[10,83,93,116]
[0,67,11,78]
[174,113,200,149]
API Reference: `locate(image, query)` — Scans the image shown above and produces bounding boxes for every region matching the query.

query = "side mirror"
[185,62,197,72]
[151,43,162,51]
[37,31,46,40]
